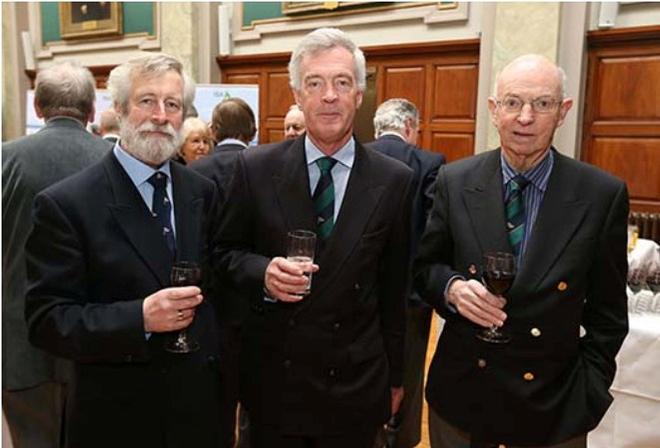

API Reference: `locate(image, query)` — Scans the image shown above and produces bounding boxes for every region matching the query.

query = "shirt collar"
[501,148,554,192]
[305,135,355,169]
[113,144,172,187]
[218,138,248,149]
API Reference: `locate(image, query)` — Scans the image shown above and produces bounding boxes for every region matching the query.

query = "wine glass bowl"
[476,251,516,344]
[166,261,201,354]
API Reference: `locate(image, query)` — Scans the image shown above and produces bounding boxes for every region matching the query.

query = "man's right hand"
[264,256,319,302]
[447,279,507,328]
[142,286,203,333]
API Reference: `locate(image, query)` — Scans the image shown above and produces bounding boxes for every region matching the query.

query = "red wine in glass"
[476,251,516,344]
[166,261,201,353]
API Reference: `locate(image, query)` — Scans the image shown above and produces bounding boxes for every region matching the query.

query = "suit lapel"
[104,153,172,286]
[515,151,589,294]
[313,143,384,292]
[273,138,316,234]
[171,163,203,263]
[463,149,510,255]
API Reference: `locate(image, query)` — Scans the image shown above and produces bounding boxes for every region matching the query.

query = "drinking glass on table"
[166,261,201,353]
[476,251,516,344]
[286,230,317,296]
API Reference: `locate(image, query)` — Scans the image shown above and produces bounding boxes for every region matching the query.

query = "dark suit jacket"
[415,148,629,446]
[365,134,445,301]
[214,137,414,435]
[2,117,110,391]
[25,151,223,447]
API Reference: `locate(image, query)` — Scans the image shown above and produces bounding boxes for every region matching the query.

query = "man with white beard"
[24,54,225,447]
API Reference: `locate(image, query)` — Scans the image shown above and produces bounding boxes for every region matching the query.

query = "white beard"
[120,120,182,166]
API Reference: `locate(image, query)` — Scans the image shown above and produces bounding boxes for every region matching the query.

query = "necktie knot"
[509,174,530,193]
[148,172,168,190]
[316,157,337,175]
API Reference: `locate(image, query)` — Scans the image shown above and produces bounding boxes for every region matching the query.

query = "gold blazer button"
[523,372,535,381]
[530,327,541,337]
[557,281,568,291]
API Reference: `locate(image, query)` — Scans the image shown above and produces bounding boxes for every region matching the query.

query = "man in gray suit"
[2,61,110,448]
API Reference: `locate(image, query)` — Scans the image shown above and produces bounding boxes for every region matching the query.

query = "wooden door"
[582,25,660,213]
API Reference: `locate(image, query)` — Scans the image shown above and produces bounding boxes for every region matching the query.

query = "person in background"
[365,98,445,448]
[415,54,629,448]
[214,27,413,448]
[24,53,224,448]
[284,104,306,140]
[189,95,258,448]
[175,116,212,164]
[99,108,121,144]
[2,61,110,448]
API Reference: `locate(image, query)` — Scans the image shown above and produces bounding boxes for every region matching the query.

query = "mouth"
[513,131,535,138]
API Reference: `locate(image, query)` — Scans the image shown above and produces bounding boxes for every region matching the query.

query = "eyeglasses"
[495,96,561,114]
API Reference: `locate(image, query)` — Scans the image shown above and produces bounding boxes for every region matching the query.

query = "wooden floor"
[418,313,442,448]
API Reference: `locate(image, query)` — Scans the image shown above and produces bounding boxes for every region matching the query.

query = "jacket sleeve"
[25,191,149,363]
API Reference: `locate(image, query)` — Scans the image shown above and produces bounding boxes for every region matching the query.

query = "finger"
[173,316,194,330]
[457,298,504,327]
[276,292,305,303]
[169,294,204,308]
[165,286,202,299]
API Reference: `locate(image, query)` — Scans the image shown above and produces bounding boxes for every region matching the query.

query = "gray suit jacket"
[2,117,110,390]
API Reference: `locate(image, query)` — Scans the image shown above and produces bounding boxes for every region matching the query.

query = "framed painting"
[59,2,122,40]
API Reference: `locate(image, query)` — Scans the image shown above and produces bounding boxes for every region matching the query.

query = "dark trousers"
[429,408,587,448]
[250,423,378,448]
[2,382,67,448]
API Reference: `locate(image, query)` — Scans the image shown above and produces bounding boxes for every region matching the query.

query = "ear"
[355,90,363,110]
[556,97,573,128]
[34,97,44,119]
[293,90,302,110]
[487,96,499,126]
[87,104,96,125]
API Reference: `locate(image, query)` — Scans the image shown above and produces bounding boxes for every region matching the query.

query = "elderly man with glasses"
[415,54,629,448]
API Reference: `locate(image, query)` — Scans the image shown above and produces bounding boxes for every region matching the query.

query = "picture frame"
[59,2,122,40]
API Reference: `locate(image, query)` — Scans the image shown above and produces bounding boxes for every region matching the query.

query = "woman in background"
[175,117,212,164]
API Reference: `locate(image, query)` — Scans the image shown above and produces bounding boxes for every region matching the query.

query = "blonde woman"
[176,117,212,164]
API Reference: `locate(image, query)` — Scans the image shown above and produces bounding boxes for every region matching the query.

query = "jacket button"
[124,354,133,362]
[477,358,487,369]
[333,322,340,331]
[498,445,507,448]
[557,281,568,291]
[468,264,478,275]
[354,283,360,290]
[328,368,336,377]
[284,359,291,368]
[523,372,535,381]
[289,318,296,327]
[530,327,541,337]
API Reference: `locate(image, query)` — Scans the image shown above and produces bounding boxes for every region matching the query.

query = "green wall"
[242,2,282,28]
[40,2,154,44]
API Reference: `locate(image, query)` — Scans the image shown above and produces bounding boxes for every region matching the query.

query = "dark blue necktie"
[505,174,530,258]
[147,172,175,255]
[313,157,337,240]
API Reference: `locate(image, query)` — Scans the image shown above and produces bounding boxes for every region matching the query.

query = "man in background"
[98,108,121,144]
[215,27,413,448]
[283,104,306,140]
[416,54,628,448]
[24,54,224,447]
[2,61,110,448]
[190,96,258,448]
[365,98,445,448]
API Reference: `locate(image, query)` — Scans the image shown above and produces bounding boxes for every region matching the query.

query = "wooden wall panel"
[431,64,478,120]
[591,138,660,201]
[224,73,260,86]
[382,66,426,116]
[431,133,474,163]
[583,25,660,213]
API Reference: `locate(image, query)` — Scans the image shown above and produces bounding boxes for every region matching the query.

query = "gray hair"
[288,27,366,92]
[373,98,419,137]
[493,54,567,99]
[34,61,96,123]
[107,53,196,117]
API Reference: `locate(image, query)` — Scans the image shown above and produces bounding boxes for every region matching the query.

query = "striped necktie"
[147,171,176,255]
[505,174,530,258]
[313,157,337,240]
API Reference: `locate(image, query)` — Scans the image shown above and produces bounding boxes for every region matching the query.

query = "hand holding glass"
[476,251,516,344]
[166,261,201,353]
[286,230,316,296]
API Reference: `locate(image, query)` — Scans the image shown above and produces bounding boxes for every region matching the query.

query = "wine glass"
[476,251,516,344]
[166,261,201,353]
[286,230,316,297]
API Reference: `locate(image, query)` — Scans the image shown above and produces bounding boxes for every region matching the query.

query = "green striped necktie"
[313,157,337,240]
[505,174,530,257]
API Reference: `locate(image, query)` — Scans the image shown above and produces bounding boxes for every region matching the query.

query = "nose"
[322,84,338,102]
[150,101,168,124]
[517,103,534,125]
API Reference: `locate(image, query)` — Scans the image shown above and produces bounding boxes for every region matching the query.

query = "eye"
[503,97,522,109]
[139,97,155,108]
[164,100,181,113]
[534,98,554,111]
[305,78,323,91]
